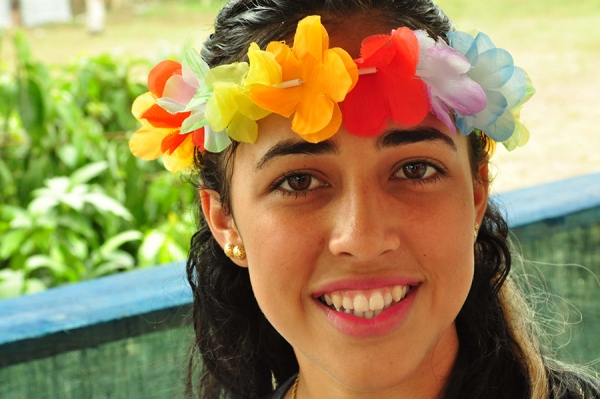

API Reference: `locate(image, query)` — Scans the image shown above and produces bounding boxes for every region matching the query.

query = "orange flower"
[129,60,204,172]
[249,15,358,143]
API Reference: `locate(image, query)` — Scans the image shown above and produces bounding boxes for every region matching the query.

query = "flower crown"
[130,15,535,172]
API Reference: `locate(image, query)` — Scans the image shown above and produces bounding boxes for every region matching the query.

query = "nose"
[328,179,401,261]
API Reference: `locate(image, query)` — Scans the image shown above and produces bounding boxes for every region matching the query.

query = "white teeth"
[369,292,384,311]
[384,292,393,306]
[392,286,403,302]
[321,284,412,319]
[353,295,369,313]
[332,294,343,310]
[342,296,354,310]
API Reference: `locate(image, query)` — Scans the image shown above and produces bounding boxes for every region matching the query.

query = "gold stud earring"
[474,222,480,239]
[232,245,246,260]
[224,243,234,258]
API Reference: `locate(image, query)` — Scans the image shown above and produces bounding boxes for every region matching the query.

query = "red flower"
[341,28,431,137]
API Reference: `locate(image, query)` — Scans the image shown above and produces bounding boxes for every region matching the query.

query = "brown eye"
[395,162,437,180]
[287,175,312,191]
[279,173,324,192]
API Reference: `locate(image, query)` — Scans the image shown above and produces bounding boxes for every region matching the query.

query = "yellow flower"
[249,15,358,143]
[205,62,271,144]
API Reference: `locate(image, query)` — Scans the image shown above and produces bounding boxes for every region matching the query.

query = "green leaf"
[37,177,70,195]
[13,30,32,65]
[0,269,26,299]
[57,145,79,169]
[63,231,90,260]
[138,230,166,266]
[24,278,47,295]
[69,161,109,186]
[98,230,143,258]
[0,205,27,222]
[25,254,67,274]
[27,196,59,215]
[84,192,133,220]
[89,251,135,278]
[59,185,87,211]
[0,229,28,260]
[17,76,45,138]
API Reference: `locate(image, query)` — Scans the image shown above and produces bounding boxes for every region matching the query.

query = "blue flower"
[447,31,535,148]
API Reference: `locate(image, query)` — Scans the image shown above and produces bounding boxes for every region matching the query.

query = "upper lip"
[311,276,422,298]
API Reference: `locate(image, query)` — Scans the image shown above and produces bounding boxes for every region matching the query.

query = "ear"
[200,189,248,268]
[473,163,489,226]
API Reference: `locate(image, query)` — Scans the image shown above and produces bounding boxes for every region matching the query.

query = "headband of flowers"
[129,15,535,172]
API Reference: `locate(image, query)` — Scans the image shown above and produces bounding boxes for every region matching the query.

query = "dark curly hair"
[185,1,600,398]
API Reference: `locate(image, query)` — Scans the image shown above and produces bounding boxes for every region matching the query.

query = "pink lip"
[314,284,419,338]
[312,276,421,298]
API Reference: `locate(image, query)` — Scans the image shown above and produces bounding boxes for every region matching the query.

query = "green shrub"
[0,30,195,298]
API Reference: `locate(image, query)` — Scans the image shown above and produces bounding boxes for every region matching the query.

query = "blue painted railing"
[1,172,599,368]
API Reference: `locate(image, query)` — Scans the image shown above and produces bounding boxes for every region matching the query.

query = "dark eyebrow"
[256,139,338,169]
[376,127,457,152]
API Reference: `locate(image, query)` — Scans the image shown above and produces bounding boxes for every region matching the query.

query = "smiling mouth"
[318,285,411,319]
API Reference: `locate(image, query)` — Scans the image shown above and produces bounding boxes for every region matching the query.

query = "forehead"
[236,113,469,169]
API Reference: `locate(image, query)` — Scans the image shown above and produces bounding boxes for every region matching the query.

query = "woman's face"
[204,114,488,397]
[202,20,488,398]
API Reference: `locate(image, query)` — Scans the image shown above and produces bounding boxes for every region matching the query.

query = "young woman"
[129,1,600,398]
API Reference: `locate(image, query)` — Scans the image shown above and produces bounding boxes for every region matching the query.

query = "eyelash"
[270,160,446,198]
[270,171,327,198]
[392,159,447,187]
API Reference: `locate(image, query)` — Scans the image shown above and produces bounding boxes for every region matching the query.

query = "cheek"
[235,206,325,331]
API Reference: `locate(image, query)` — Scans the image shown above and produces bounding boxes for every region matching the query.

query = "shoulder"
[262,374,297,399]
[548,367,600,399]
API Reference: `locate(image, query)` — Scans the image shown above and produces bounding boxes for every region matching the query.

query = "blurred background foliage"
[0,28,195,298]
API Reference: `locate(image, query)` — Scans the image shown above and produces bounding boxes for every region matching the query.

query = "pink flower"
[415,30,486,133]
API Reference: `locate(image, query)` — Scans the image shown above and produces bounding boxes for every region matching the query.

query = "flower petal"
[293,15,328,63]
[250,85,302,117]
[205,62,249,87]
[156,97,187,114]
[227,112,258,143]
[292,94,335,135]
[246,43,282,86]
[320,49,357,101]
[129,125,176,160]
[470,48,514,89]
[206,82,239,132]
[267,41,303,81]
[148,60,181,97]
[132,92,156,119]
[162,135,195,173]
[161,130,188,154]
[447,31,477,62]
[204,125,232,153]
[141,103,190,128]
[181,110,207,134]
[483,109,515,142]
[182,50,208,89]
[340,73,389,137]
[191,127,206,152]
[498,66,527,110]
[299,102,343,143]
[162,74,197,105]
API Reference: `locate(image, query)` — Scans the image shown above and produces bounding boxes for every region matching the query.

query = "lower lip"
[318,286,418,338]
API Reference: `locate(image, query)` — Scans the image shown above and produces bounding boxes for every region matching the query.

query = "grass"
[1,0,599,193]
